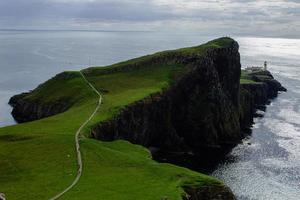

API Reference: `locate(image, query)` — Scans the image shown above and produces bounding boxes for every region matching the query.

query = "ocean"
[0,30,299,199]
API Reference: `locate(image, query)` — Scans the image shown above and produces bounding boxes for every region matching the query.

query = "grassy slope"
[240,70,262,84]
[0,38,234,200]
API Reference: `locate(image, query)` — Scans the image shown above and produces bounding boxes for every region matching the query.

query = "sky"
[0,0,299,37]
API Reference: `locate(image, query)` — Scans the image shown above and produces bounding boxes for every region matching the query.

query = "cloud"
[0,0,299,37]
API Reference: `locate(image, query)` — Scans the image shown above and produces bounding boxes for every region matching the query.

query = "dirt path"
[49,71,102,200]
[0,193,6,200]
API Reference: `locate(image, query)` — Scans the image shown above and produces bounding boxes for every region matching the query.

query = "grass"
[0,38,233,200]
[82,37,234,77]
[240,70,261,85]
[82,64,187,132]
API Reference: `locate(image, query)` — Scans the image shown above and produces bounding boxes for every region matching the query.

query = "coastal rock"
[183,185,236,200]
[9,94,70,123]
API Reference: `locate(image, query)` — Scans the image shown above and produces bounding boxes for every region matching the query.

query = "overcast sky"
[0,0,299,37]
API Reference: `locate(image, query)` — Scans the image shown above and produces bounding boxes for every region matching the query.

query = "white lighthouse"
[264,61,267,71]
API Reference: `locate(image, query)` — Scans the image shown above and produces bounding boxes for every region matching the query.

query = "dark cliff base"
[183,185,236,200]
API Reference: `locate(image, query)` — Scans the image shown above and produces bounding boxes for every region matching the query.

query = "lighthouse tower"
[264,61,267,71]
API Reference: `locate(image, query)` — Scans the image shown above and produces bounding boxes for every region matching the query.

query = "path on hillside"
[49,71,102,200]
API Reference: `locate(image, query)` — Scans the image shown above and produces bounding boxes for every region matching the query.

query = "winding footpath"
[49,71,102,200]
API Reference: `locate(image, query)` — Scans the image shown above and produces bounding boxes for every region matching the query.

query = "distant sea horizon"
[0,29,299,39]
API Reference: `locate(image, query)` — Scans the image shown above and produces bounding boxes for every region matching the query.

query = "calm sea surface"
[0,31,299,199]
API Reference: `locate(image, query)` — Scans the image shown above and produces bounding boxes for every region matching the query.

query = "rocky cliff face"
[9,94,70,123]
[239,71,287,132]
[183,185,236,200]
[92,42,242,156]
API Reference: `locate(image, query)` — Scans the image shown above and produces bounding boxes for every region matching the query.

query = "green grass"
[240,79,258,84]
[240,70,261,85]
[83,37,234,77]
[82,64,186,132]
[0,38,233,200]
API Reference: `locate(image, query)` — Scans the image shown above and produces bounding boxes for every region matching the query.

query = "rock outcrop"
[9,93,70,123]
[183,185,236,200]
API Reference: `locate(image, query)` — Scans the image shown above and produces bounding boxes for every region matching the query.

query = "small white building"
[245,66,263,72]
[245,61,268,72]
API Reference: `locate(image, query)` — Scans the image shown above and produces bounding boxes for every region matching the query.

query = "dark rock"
[9,93,70,123]
[183,185,236,200]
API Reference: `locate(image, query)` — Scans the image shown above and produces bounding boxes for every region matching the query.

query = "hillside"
[1,38,238,200]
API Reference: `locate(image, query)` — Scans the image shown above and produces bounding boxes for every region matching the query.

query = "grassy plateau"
[0,38,236,199]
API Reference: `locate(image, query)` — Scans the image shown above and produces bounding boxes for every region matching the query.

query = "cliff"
[91,39,242,156]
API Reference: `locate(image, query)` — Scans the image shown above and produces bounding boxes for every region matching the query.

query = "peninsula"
[1,38,285,200]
